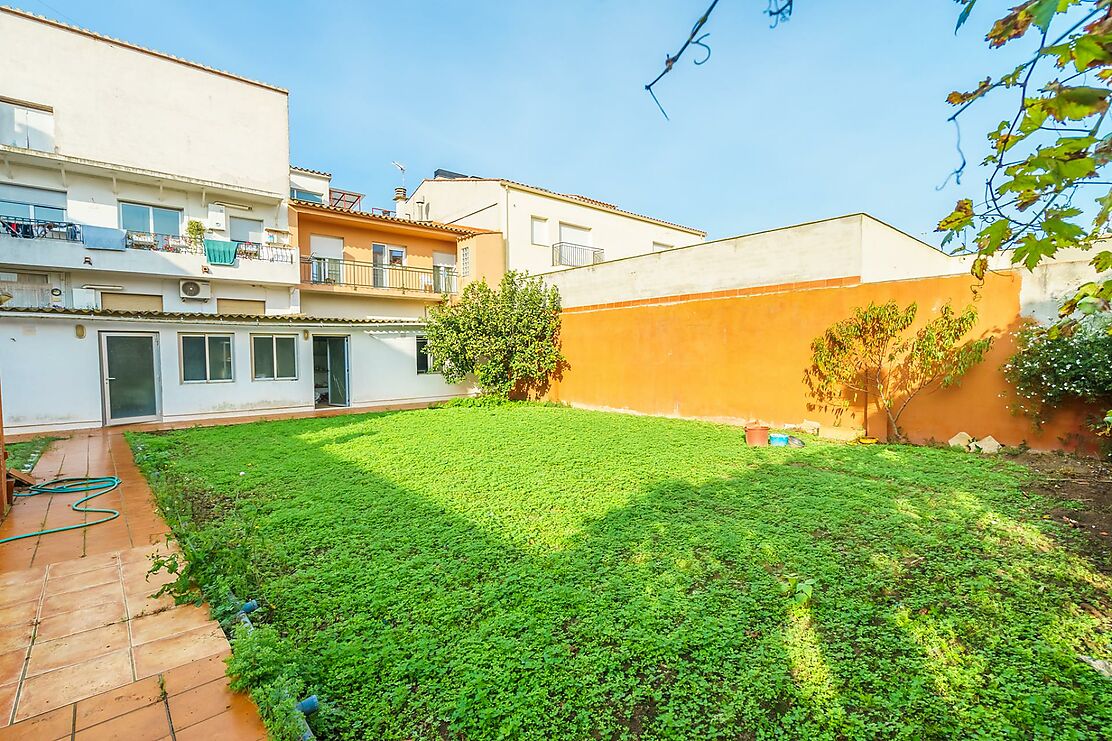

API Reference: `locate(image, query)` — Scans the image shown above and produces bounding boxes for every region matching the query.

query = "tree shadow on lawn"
[138,420,1112,740]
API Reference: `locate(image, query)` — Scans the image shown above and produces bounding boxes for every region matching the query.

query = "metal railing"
[126,231,202,254]
[234,241,296,264]
[552,242,604,267]
[301,256,457,293]
[1,216,83,243]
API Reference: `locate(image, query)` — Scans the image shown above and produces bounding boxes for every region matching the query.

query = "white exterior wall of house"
[0,9,289,195]
[0,313,470,434]
[0,7,294,317]
[401,179,704,276]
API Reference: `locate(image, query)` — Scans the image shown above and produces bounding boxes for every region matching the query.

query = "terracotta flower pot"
[745,425,770,447]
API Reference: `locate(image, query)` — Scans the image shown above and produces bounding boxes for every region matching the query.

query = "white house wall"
[300,292,432,321]
[504,188,703,275]
[405,180,505,231]
[544,214,865,308]
[0,9,289,197]
[0,314,469,434]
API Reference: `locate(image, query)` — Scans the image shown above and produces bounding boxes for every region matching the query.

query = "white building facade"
[398,174,706,276]
[0,8,467,434]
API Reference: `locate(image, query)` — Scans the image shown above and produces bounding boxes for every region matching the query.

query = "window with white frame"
[252,335,297,380]
[0,271,50,308]
[460,246,471,277]
[0,184,66,222]
[416,336,436,374]
[121,202,182,236]
[181,334,234,382]
[530,216,548,245]
[229,216,265,243]
[0,99,54,152]
[290,188,324,203]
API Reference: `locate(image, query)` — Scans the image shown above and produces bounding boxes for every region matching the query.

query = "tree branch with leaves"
[808,301,993,441]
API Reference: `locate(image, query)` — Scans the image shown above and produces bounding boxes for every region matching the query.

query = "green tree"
[809,301,993,441]
[425,271,564,398]
[939,1,1112,429]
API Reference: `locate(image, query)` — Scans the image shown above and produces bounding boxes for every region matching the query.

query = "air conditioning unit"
[180,279,211,301]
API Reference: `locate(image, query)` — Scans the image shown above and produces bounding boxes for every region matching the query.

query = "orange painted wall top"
[547,271,1097,453]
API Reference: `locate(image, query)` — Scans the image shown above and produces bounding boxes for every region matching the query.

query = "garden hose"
[0,476,121,544]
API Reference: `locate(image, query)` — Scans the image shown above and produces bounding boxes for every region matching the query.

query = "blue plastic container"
[769,433,789,447]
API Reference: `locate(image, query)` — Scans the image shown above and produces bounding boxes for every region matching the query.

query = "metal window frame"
[179,332,235,384]
[250,333,299,381]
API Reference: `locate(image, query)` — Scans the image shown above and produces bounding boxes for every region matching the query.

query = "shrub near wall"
[1005,316,1112,453]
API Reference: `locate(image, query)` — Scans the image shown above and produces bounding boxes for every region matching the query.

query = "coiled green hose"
[0,476,121,544]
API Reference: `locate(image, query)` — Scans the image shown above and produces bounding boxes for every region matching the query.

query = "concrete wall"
[545,215,865,308]
[0,314,469,434]
[299,292,433,321]
[0,8,289,196]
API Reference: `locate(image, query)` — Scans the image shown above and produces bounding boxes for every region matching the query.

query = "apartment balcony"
[0,216,298,285]
[552,242,604,268]
[300,256,457,299]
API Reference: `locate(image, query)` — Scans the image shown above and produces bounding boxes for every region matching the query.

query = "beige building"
[396,170,705,277]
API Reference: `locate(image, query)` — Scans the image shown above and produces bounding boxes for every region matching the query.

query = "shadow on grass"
[129,410,1112,740]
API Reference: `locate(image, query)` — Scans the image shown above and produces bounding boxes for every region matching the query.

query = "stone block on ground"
[948,432,973,450]
[972,435,1002,454]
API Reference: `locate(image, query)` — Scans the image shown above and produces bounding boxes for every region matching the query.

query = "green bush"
[1004,316,1112,424]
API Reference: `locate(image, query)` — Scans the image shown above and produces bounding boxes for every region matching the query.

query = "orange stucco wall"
[548,271,1097,452]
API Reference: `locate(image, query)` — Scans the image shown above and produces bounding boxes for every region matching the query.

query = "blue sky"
[27,1,1029,243]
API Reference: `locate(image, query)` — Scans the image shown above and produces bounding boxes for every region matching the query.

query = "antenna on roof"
[391,161,406,189]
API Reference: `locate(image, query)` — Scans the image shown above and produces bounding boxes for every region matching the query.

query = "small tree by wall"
[808,301,993,442]
[425,271,564,398]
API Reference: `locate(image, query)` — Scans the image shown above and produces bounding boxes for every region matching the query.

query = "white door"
[101,332,161,424]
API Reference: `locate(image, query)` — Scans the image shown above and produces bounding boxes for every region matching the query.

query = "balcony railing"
[552,242,604,267]
[123,233,295,264]
[301,256,457,294]
[1,216,83,243]
[126,231,202,254]
[234,241,296,264]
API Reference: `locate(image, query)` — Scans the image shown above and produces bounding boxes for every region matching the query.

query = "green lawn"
[4,436,54,472]
[128,404,1112,740]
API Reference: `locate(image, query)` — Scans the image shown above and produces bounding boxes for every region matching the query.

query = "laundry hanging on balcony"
[203,239,238,266]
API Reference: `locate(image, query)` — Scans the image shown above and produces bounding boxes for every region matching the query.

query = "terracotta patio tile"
[44,551,118,580]
[41,579,124,616]
[118,543,178,565]
[31,542,87,568]
[0,600,39,629]
[74,700,170,741]
[27,623,130,678]
[171,706,266,741]
[0,547,35,575]
[124,589,176,620]
[123,568,177,597]
[0,565,45,590]
[74,674,163,730]
[133,624,228,679]
[0,682,16,730]
[0,621,32,658]
[129,605,215,647]
[14,648,133,721]
[0,580,43,609]
[167,677,242,731]
[0,648,27,688]
[161,650,230,697]
[0,704,73,740]
[35,600,126,642]
[45,564,120,596]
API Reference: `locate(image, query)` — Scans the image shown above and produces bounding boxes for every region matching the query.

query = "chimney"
[393,187,407,218]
